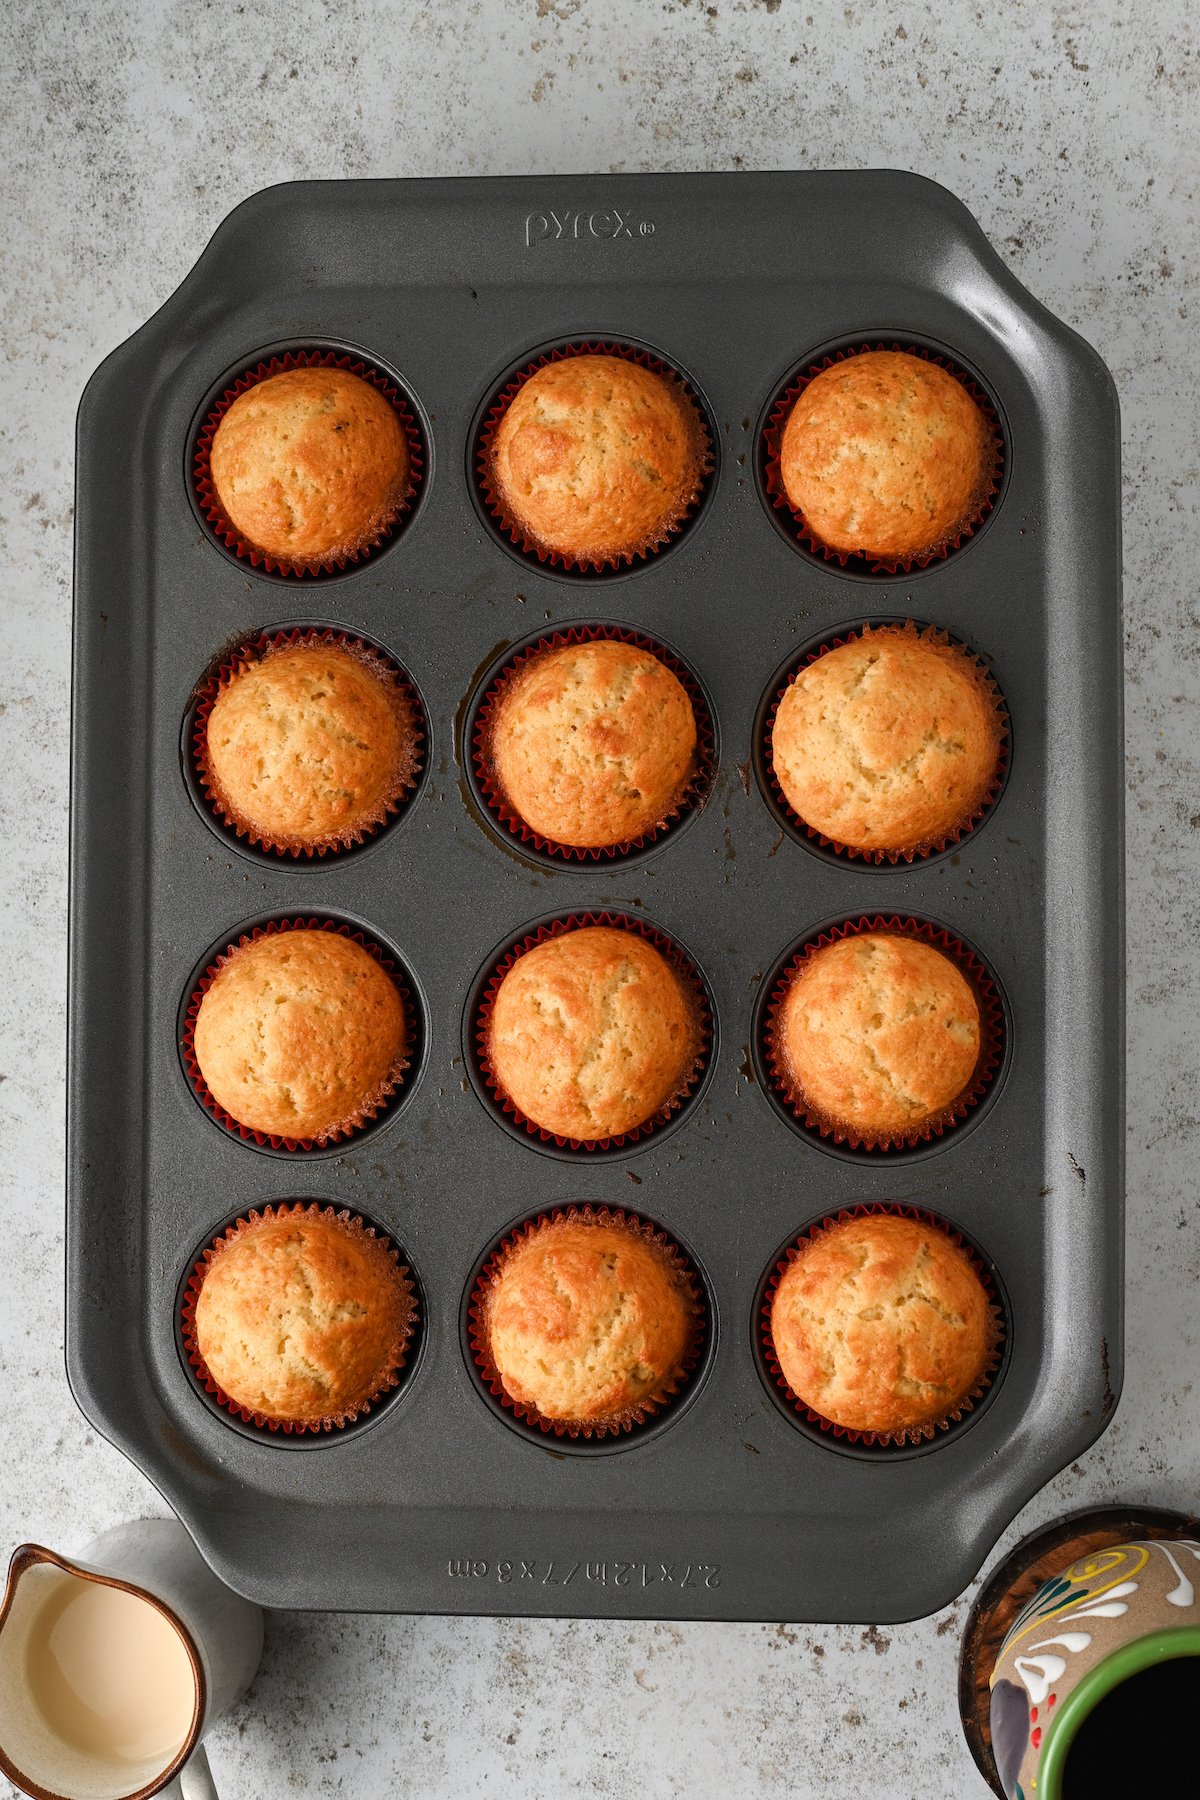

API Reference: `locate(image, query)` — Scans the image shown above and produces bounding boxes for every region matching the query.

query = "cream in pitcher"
[0,1519,261,1800]
[25,1572,198,1770]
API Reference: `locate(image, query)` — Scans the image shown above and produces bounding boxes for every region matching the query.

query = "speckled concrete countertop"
[2,3,1197,1795]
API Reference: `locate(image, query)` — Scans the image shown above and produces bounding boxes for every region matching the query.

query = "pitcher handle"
[160,1743,219,1800]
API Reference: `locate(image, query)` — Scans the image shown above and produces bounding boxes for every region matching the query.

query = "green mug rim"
[1037,1628,1200,1799]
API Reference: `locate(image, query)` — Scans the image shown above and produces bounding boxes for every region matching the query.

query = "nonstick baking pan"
[67,171,1123,1622]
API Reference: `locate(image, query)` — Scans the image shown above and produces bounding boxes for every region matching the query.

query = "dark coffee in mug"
[959,1511,1200,1800]
[1061,1657,1199,1797]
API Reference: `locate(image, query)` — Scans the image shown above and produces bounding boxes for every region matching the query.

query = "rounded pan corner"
[62,1333,197,1523]
[932,1408,1128,1626]
[197,176,317,243]
[75,179,323,441]
[901,1536,1015,1628]
[181,179,338,294]
[871,1500,1042,1629]
[858,168,1017,288]
[870,167,1000,236]
[848,175,1121,427]
[64,1322,277,1608]
[76,332,144,443]
[963,268,1120,436]
[165,1516,286,1610]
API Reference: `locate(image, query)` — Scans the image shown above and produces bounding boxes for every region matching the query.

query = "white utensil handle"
[161,1743,219,1799]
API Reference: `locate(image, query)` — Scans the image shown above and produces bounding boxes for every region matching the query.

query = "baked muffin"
[485,925,699,1141]
[193,1208,414,1424]
[203,639,419,851]
[770,625,1002,855]
[769,1213,994,1434]
[192,928,406,1140]
[487,354,705,562]
[485,1214,694,1424]
[773,931,980,1138]
[488,638,698,848]
[779,350,992,560]
[208,366,409,565]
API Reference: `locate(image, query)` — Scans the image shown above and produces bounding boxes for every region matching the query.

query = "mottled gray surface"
[1,1,1197,1795]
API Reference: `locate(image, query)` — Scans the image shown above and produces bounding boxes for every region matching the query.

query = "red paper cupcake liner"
[761,341,1005,574]
[180,917,413,1152]
[472,624,716,861]
[763,915,1004,1151]
[474,912,711,1151]
[475,340,714,572]
[760,1202,1006,1447]
[190,626,426,859]
[468,1203,708,1439]
[763,621,1010,864]
[192,348,425,577]
[180,1202,418,1435]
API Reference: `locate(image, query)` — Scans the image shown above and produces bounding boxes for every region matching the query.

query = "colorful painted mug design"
[988,1537,1200,1798]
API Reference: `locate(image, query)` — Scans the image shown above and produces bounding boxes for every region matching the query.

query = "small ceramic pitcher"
[0,1518,262,1800]
[960,1506,1200,1799]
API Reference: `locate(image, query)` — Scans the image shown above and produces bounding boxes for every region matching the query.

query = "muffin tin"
[67,171,1123,1622]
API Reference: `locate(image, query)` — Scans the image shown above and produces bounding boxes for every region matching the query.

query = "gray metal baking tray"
[67,170,1123,1621]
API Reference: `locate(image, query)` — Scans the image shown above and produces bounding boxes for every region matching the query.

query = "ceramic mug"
[960,1506,1200,1798]
[0,1518,263,1800]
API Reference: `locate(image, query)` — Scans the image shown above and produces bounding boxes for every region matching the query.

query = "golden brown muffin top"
[489,639,698,848]
[194,1211,412,1423]
[779,351,991,560]
[193,929,406,1141]
[770,1213,993,1434]
[204,641,418,850]
[209,367,409,565]
[486,925,699,1141]
[770,626,1002,854]
[488,354,705,561]
[776,932,980,1136]
[486,1218,693,1423]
